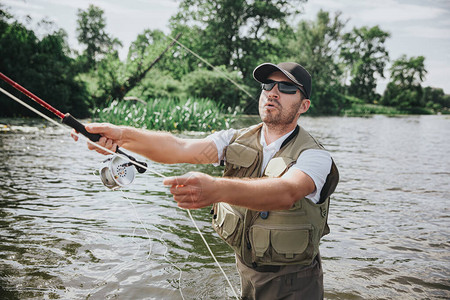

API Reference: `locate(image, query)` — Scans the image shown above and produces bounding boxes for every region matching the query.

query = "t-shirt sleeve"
[284,149,332,204]
[205,128,237,164]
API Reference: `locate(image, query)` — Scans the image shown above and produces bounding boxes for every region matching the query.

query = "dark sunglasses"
[261,80,304,96]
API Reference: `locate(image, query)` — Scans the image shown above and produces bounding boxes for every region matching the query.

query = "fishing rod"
[0,72,148,188]
[0,72,240,299]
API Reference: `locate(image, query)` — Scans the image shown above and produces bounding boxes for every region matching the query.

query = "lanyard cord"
[0,86,239,299]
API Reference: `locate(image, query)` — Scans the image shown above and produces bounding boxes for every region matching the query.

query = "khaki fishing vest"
[212,123,339,267]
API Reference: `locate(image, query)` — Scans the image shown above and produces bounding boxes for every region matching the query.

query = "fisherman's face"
[258,71,310,128]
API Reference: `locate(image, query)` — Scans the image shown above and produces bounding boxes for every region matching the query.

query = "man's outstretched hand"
[164,172,219,209]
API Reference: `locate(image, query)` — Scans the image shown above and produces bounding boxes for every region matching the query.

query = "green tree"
[85,30,181,106]
[127,30,167,75]
[76,4,122,71]
[182,66,247,108]
[340,26,390,102]
[170,0,306,79]
[128,68,185,101]
[382,55,427,110]
[284,10,347,114]
[124,30,185,100]
[422,87,450,111]
[0,9,89,117]
[164,24,208,80]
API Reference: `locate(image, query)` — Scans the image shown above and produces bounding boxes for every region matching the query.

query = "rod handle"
[62,113,147,174]
[62,113,102,142]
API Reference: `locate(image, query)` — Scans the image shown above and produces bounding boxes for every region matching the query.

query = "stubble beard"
[259,100,301,132]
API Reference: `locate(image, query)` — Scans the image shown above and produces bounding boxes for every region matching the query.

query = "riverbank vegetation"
[95,98,239,131]
[1,1,449,129]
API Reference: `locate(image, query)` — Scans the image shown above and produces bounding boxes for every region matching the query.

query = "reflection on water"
[1,115,449,299]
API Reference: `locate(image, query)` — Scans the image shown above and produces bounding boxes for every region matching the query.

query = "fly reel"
[100,156,136,189]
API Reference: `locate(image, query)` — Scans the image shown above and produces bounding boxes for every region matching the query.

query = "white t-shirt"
[206,127,332,204]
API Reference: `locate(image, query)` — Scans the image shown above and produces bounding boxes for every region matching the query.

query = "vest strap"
[280,125,299,149]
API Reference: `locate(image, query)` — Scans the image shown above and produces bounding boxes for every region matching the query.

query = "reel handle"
[62,113,147,174]
[117,149,148,174]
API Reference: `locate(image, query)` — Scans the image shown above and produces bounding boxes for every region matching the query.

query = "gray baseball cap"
[253,62,311,99]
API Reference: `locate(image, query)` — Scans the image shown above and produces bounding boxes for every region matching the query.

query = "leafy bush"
[182,66,250,109]
[95,97,239,131]
[128,69,186,100]
[343,103,406,116]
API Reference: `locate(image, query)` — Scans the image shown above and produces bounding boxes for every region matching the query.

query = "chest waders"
[211,123,339,268]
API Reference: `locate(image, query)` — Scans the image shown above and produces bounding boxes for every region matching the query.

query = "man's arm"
[119,126,218,164]
[73,123,218,164]
[164,168,316,211]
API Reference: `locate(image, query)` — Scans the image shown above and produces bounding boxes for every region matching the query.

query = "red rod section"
[0,72,65,119]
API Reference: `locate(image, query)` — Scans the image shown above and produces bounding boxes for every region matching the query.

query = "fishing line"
[122,193,186,300]
[155,213,186,300]
[0,87,63,130]
[168,35,254,100]
[120,191,153,260]
[0,84,239,299]
[186,209,239,299]
[121,171,238,299]
[0,86,158,177]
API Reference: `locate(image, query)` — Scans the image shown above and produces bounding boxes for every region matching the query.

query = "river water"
[0,115,449,299]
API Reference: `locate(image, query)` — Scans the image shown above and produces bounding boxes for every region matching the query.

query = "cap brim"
[253,63,302,88]
[253,63,307,98]
[253,63,279,83]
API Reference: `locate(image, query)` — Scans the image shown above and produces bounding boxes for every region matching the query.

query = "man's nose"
[267,84,280,99]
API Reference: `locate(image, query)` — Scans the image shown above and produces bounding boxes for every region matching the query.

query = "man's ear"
[299,99,311,114]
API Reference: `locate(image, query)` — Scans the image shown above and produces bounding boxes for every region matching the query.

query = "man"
[74,62,339,299]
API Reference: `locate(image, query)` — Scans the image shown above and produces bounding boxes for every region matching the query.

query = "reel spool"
[100,156,135,189]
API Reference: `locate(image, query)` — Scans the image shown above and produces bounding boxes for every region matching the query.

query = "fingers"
[73,123,122,155]
[85,123,121,141]
[170,186,204,209]
[169,184,194,196]
[71,129,79,141]
[85,123,108,134]
[163,173,197,186]
[87,136,117,155]
[105,137,114,150]
[72,126,116,155]
[164,172,215,209]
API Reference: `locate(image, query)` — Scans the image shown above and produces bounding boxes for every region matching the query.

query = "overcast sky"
[3,0,450,93]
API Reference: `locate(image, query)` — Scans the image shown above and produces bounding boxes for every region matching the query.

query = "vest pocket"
[213,203,244,249]
[264,157,295,178]
[249,224,313,264]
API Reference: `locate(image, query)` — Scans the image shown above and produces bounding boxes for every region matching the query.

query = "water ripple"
[1,116,449,299]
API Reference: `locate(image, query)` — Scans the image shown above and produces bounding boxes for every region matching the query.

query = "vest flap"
[264,157,295,178]
[271,229,309,258]
[250,226,270,257]
[226,143,258,168]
